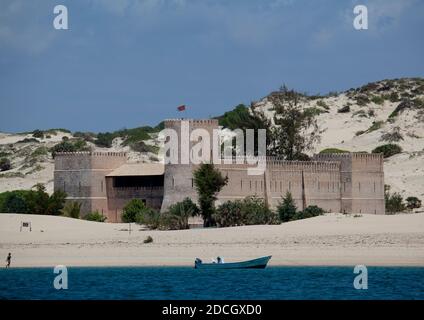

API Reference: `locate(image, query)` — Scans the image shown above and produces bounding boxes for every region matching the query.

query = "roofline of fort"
[54,151,127,157]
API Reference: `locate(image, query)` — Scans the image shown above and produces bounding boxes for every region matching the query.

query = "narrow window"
[101,181,103,193]
[63,181,66,192]
[374,182,376,192]
[241,180,243,190]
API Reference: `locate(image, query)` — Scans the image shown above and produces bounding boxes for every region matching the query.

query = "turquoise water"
[0,267,423,300]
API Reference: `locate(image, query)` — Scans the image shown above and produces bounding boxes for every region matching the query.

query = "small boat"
[194,256,271,269]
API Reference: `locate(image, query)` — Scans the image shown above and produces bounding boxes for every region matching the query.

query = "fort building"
[54,119,385,222]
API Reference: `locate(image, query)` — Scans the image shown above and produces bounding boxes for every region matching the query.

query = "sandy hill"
[1,78,423,200]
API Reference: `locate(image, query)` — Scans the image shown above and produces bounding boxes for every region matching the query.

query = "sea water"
[0,267,423,300]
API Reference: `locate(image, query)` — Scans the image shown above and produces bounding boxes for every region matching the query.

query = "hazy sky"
[1,0,423,133]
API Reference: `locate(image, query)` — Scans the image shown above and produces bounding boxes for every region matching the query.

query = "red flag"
[177,105,186,111]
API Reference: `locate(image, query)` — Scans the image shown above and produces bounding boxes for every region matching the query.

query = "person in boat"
[5,252,11,268]
[217,256,225,264]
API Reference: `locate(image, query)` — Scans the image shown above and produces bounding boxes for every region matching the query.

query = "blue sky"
[0,0,423,133]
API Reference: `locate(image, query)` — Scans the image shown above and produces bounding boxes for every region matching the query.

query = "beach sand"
[1,213,423,268]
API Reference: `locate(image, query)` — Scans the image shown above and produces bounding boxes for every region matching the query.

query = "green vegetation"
[83,211,107,222]
[366,120,384,133]
[268,86,320,160]
[194,163,228,227]
[385,185,406,214]
[337,105,350,113]
[214,196,278,227]
[319,148,349,154]
[61,201,81,219]
[389,98,424,118]
[316,100,329,109]
[276,192,325,222]
[216,104,272,155]
[0,184,66,215]
[371,95,384,105]
[304,107,328,117]
[161,198,200,230]
[356,95,370,106]
[406,196,422,210]
[352,109,367,118]
[130,141,159,154]
[355,130,366,136]
[380,127,403,142]
[73,131,96,142]
[95,125,161,149]
[122,199,149,223]
[143,236,153,244]
[17,138,39,144]
[50,138,90,157]
[32,130,44,139]
[0,158,11,171]
[276,192,297,222]
[372,144,402,158]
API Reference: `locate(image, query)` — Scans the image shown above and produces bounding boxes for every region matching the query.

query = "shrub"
[73,131,96,142]
[61,201,81,219]
[164,198,200,230]
[293,205,325,220]
[380,127,403,142]
[122,199,147,223]
[372,144,402,158]
[17,138,39,144]
[406,197,422,210]
[385,193,406,214]
[316,100,329,109]
[355,130,366,136]
[136,208,162,229]
[371,95,384,105]
[50,139,90,157]
[84,211,107,222]
[32,130,44,139]
[277,192,297,222]
[356,95,370,106]
[0,158,12,171]
[214,196,278,227]
[144,236,153,244]
[367,121,384,133]
[1,185,67,215]
[337,105,350,113]
[0,190,32,213]
[319,148,349,154]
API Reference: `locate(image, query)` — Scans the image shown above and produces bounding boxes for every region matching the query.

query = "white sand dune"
[1,213,423,268]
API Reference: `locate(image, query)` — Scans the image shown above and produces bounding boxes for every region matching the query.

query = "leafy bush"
[32,130,44,139]
[0,158,12,171]
[0,190,32,213]
[337,105,350,113]
[406,197,422,210]
[356,95,370,106]
[84,211,107,222]
[136,208,162,229]
[355,130,366,136]
[95,126,159,148]
[316,100,329,109]
[319,148,349,154]
[50,139,90,157]
[122,199,148,223]
[277,192,297,222]
[380,127,403,142]
[0,185,66,215]
[17,138,39,144]
[371,95,384,105]
[293,205,325,220]
[25,184,67,216]
[144,236,153,244]
[162,198,200,230]
[385,193,406,214]
[215,196,278,227]
[73,131,96,142]
[372,144,402,158]
[367,121,384,133]
[61,201,81,219]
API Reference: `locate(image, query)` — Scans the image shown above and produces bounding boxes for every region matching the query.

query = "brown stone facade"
[54,119,385,223]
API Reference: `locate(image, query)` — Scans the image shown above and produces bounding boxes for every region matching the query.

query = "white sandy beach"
[0,213,423,268]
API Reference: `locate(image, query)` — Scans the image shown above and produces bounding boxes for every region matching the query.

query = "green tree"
[406,196,421,210]
[268,86,320,160]
[214,200,243,227]
[122,199,147,223]
[385,185,406,214]
[277,192,297,222]
[25,184,66,215]
[193,163,228,227]
[293,205,325,220]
